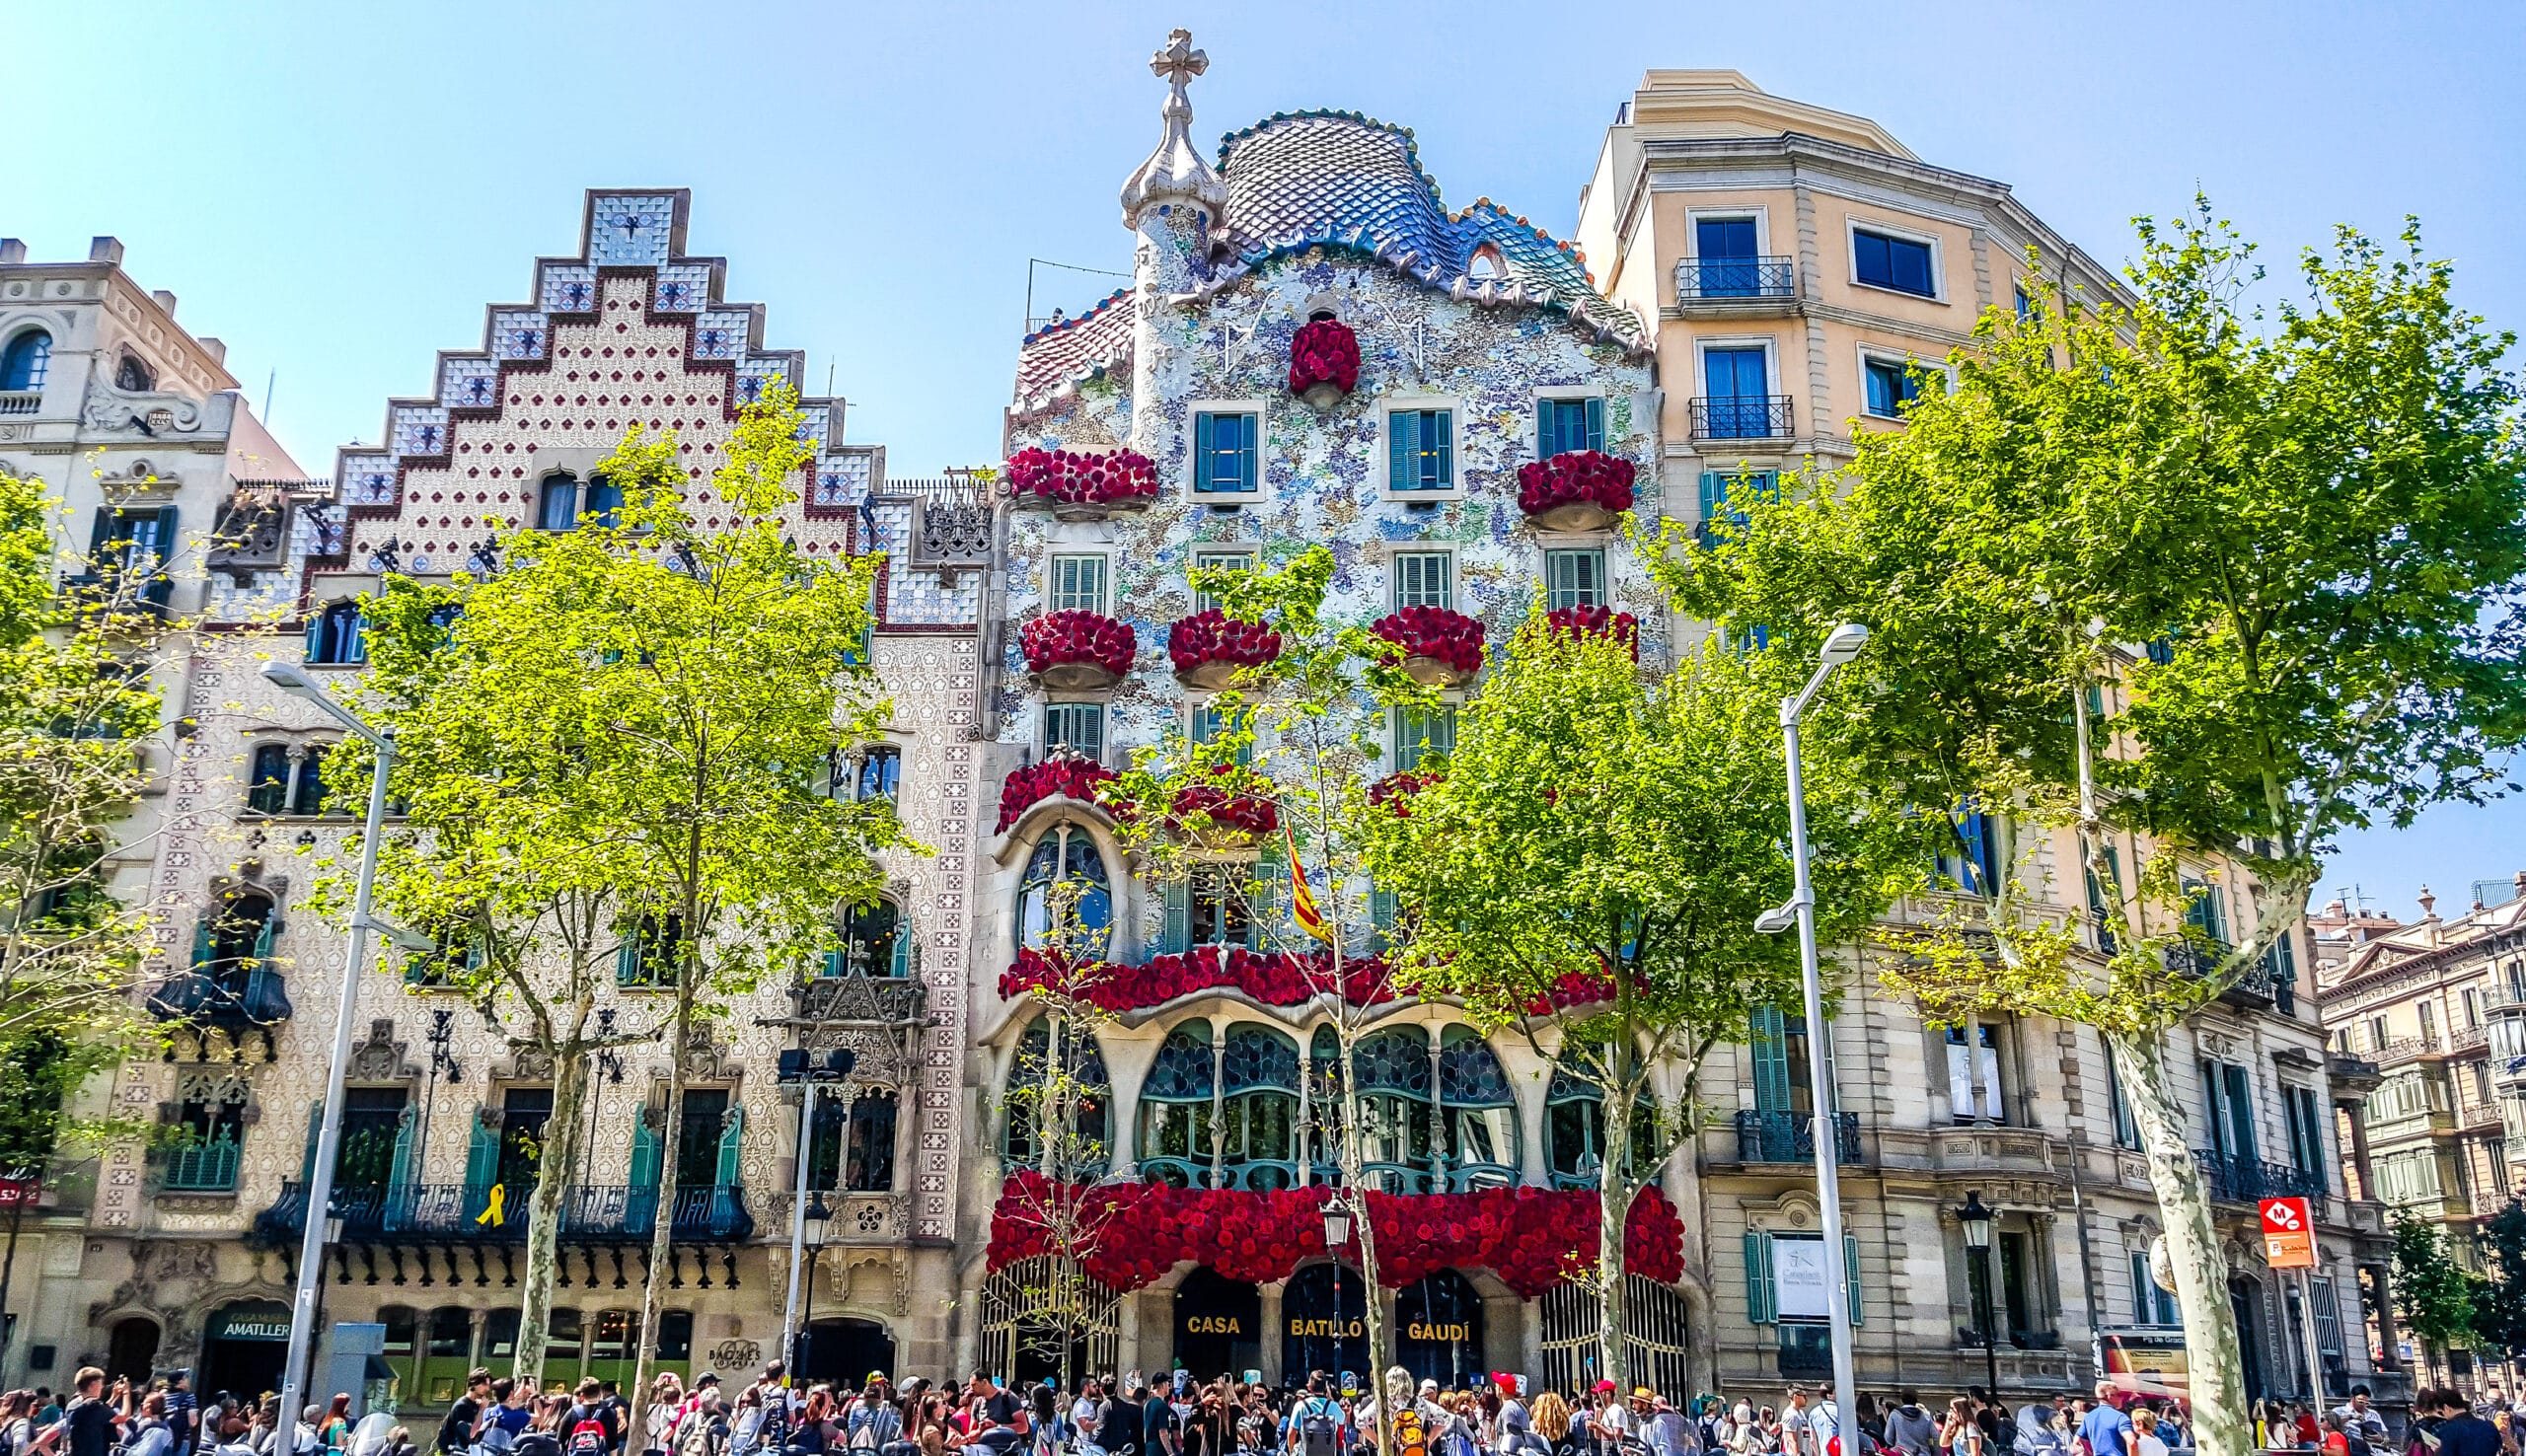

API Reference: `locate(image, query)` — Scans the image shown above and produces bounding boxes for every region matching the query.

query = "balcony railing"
[60,570,176,619]
[147,967,293,1026]
[255,1180,754,1245]
[162,1136,242,1193]
[792,975,927,1025]
[1675,257,1796,301]
[1734,1109,1863,1164]
[2195,1151,2327,1205]
[1689,396,1795,441]
[0,391,41,416]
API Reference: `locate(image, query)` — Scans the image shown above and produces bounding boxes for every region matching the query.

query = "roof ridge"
[1021,287,1133,346]
[1216,109,1443,210]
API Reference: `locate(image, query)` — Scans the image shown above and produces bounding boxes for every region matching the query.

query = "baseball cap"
[1594,1381,1617,1394]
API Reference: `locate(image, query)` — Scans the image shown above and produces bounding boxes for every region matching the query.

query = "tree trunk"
[630,972,696,1406]
[1598,996,1637,1393]
[2113,1029,2250,1456]
[1335,1032,1395,1456]
[514,1043,591,1384]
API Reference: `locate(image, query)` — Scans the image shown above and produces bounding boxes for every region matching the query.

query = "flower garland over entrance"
[985,1171,1683,1298]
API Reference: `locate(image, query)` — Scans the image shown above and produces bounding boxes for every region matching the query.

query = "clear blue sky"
[13,0,2521,912]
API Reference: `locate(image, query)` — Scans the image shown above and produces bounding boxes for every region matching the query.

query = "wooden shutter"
[1743,1230,1776,1324]
[1253,854,1291,946]
[1844,1234,1864,1326]
[1194,412,1216,492]
[388,1106,417,1190]
[301,1099,326,1181]
[190,915,213,968]
[1583,397,1604,453]
[1536,400,1558,459]
[889,919,914,978]
[1388,410,1413,490]
[151,505,181,565]
[714,1105,745,1186]
[1432,409,1452,486]
[615,938,642,986]
[464,1117,500,1189]
[1160,880,1190,956]
[628,1115,660,1190]
[1749,1005,1792,1113]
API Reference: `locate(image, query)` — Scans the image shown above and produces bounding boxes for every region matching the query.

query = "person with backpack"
[1291,1378,1346,1456]
[565,1382,622,1456]
[846,1385,901,1455]
[439,1374,492,1456]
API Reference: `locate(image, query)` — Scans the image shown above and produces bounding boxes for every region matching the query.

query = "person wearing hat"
[1493,1377,1535,1456]
[1586,1385,1634,1456]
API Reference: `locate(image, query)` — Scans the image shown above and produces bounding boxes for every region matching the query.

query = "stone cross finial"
[1151,28,1207,87]
[1118,28,1228,227]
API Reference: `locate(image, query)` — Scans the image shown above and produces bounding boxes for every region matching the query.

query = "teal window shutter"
[1370,887,1396,954]
[1252,855,1290,948]
[464,1118,500,1189]
[628,1116,660,1190]
[190,915,214,969]
[1433,409,1452,486]
[1584,397,1604,453]
[388,1108,417,1190]
[616,939,641,986]
[1698,472,1726,520]
[300,1100,326,1181]
[714,1106,745,1186]
[1536,400,1557,458]
[1388,410,1412,490]
[1844,1234,1864,1326]
[1749,1006,1792,1114]
[1744,1230,1777,1324]
[889,920,914,978]
[1194,412,1216,492]
[251,916,277,969]
[1160,881,1191,955]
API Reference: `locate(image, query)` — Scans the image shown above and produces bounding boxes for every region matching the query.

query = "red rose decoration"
[1005,447,1160,511]
[1517,450,1636,530]
[1369,770,1442,818]
[995,754,1118,834]
[1167,774,1280,842]
[1167,609,1284,689]
[1288,319,1362,403]
[1371,608,1484,688]
[1542,606,1640,661]
[1020,609,1136,688]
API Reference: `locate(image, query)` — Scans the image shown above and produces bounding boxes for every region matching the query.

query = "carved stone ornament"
[207,486,294,578]
[497,1043,557,1084]
[346,1019,418,1082]
[82,376,206,434]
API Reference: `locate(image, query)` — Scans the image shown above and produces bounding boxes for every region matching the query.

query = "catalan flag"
[1285,824,1332,943]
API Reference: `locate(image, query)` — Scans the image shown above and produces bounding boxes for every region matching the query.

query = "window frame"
[1846,220,1945,301]
[1047,552,1111,616]
[1533,389,1608,461]
[1377,397,1465,500]
[0,328,52,392]
[1543,547,1606,612]
[1041,701,1106,764]
[1391,703,1457,772]
[1190,547,1255,615]
[1390,549,1455,613]
[1187,400,1267,499]
[1859,349,1938,420]
[536,473,581,532]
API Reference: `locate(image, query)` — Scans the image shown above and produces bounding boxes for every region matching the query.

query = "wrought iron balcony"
[255,1180,754,1246]
[1689,396,1795,441]
[2194,1151,2327,1205]
[1675,256,1796,301]
[147,967,292,1026]
[792,975,926,1025]
[1733,1109,1863,1165]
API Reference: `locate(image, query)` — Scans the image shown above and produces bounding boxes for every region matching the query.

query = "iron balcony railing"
[147,967,293,1026]
[1735,1109,1863,1164]
[255,1180,754,1245]
[2194,1151,2327,1205]
[1675,256,1796,301]
[1689,396,1796,441]
[162,1137,242,1193]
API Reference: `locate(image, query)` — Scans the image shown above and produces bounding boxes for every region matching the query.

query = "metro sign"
[2260,1196,2315,1269]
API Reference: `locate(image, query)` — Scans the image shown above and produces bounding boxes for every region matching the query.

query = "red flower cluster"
[987,1172,1685,1298]
[1525,969,1618,1015]
[1000,944,1398,1012]
[1542,606,1641,660]
[1368,770,1442,817]
[995,755,1118,834]
[1517,450,1637,518]
[1371,608,1484,677]
[1167,779,1281,839]
[1005,447,1160,508]
[1287,320,1362,398]
[1020,610,1137,679]
[1167,610,1284,676]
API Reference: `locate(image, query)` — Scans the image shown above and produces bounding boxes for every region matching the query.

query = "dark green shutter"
[1160,881,1190,955]
[87,508,116,559]
[1698,472,1725,525]
[190,915,214,969]
[615,938,641,986]
[714,1106,744,1186]
[464,1118,500,1190]
[300,1100,326,1181]
[151,506,181,566]
[1744,1230,1776,1324]
[1388,411,1411,490]
[1749,1006,1792,1114]
[1844,1234,1864,1326]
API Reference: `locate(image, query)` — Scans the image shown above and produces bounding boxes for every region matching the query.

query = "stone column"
[1259,1280,1288,1385]
[2337,1100,2377,1200]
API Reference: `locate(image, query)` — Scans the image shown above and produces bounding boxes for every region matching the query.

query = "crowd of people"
[3,1360,2515,1456]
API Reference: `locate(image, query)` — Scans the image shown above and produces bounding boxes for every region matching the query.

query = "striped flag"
[1285,824,1333,943]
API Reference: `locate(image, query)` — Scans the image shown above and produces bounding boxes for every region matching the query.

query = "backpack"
[1391,1413,1426,1456]
[569,1421,610,1456]
[1300,1404,1341,1456]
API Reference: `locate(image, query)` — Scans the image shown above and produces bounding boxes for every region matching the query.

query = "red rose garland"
[1287,320,1362,398]
[1370,608,1484,677]
[1516,450,1636,518]
[1166,778,1280,839]
[1006,447,1160,508]
[999,944,1610,1016]
[995,755,1119,834]
[1020,610,1137,679]
[1167,609,1284,675]
[1541,606,1640,660]
[1367,769,1441,817]
[988,1172,1684,1298]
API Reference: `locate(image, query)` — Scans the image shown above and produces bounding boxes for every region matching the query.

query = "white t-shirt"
[2135,1434,2168,1456]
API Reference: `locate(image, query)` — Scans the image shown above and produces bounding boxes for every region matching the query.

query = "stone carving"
[206,487,293,578]
[81,377,208,435]
[346,1019,417,1082]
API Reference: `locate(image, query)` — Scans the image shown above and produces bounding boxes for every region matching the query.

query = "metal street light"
[777,1048,855,1385]
[1753,622,1868,1456]
[261,660,406,1436]
[1956,1192,2001,1400]
[1319,1197,1355,1386]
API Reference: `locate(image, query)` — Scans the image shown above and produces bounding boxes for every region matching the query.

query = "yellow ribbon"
[476,1183,507,1227]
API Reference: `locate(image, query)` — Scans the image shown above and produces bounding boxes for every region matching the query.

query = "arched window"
[827,899,909,978]
[0,329,50,392]
[1437,1026,1518,1189]
[1136,1020,1215,1188]
[1219,1024,1300,1191]
[114,352,156,393]
[305,600,366,665]
[582,473,623,528]
[1351,1028,1435,1193]
[247,744,291,815]
[1466,246,1506,283]
[1003,1018,1110,1173]
[538,474,580,532]
[1014,824,1110,954]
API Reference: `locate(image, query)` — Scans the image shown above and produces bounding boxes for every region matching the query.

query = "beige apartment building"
[1573,72,2404,1404]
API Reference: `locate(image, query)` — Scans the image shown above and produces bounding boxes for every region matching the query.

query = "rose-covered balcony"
[1020,610,1137,691]
[1004,447,1159,519]
[1368,769,1440,816]
[1518,450,1636,533]
[1167,609,1283,690]
[1542,605,1640,659]
[1371,608,1482,689]
[1287,319,1361,410]
[996,753,1119,835]
[1165,771,1280,846]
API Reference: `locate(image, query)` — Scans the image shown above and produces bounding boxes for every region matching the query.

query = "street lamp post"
[261,660,431,1437]
[777,1048,855,1386]
[1320,1199,1354,1387]
[1957,1192,2001,1400]
[1754,622,1869,1456]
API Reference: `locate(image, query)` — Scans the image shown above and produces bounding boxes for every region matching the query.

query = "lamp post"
[261,660,432,1436]
[1320,1198,1355,1386]
[1957,1192,2001,1400]
[795,1191,833,1382]
[778,1048,855,1385]
[1753,622,1869,1456]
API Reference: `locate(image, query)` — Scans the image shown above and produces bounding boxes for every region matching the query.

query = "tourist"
[2074,1387,2130,1456]
[1529,1394,1574,1456]
[848,1382,902,1454]
[1935,1403,1978,1456]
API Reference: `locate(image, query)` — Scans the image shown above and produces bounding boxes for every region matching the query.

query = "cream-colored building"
[1574,72,2404,1406]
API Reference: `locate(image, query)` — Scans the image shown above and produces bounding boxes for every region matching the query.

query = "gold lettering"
[1184,1316,1244,1335]
[1405,1323,1469,1342]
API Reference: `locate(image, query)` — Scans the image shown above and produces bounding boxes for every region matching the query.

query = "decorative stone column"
[1258,1280,1288,1385]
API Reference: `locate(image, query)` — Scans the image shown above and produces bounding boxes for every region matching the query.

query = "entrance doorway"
[1173,1268,1260,1382]
[1396,1271,1483,1389]
[199,1302,291,1400]
[799,1318,893,1387]
[1280,1264,1366,1385]
[2230,1278,2268,1402]
[107,1318,160,1383]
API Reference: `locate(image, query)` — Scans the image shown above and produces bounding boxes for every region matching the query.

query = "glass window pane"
[1044,703,1103,761]
[1050,554,1107,615]
[1392,552,1451,612]
[1544,549,1604,611]
[1192,551,1252,615]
